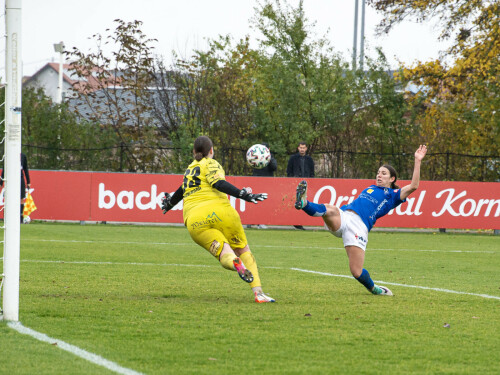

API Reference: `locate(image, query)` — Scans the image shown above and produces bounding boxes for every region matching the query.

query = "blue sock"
[355,268,374,291]
[302,201,327,217]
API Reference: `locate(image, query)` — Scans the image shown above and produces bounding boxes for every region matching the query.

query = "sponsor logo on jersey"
[207,212,222,221]
[367,189,374,194]
[184,186,201,197]
[369,198,388,221]
[190,211,222,229]
[355,233,367,244]
[360,192,378,204]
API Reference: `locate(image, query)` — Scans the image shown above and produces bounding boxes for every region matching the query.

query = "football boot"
[295,180,308,209]
[254,291,276,303]
[233,257,254,283]
[371,285,393,296]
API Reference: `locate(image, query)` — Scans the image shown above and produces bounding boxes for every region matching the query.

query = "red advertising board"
[2,170,499,229]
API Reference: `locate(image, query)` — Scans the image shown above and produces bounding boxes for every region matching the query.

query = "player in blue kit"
[294,145,427,295]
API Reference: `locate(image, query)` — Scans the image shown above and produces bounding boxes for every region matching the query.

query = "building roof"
[23,63,75,86]
[23,62,122,94]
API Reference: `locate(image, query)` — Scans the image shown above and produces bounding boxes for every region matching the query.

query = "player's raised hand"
[415,145,427,161]
[239,188,268,204]
[249,193,268,203]
[161,192,173,214]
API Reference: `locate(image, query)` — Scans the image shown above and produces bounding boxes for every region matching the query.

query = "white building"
[23,63,77,102]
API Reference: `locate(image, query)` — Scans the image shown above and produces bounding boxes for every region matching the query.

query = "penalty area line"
[21,259,215,268]
[7,322,144,375]
[291,268,500,301]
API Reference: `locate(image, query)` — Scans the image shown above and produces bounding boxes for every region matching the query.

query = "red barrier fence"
[2,170,499,229]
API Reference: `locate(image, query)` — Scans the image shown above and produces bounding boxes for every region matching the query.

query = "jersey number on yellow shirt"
[183,166,201,191]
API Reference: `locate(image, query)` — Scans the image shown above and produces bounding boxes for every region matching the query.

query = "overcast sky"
[2,0,449,78]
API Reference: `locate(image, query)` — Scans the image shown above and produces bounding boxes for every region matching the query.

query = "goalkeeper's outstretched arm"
[162,185,184,214]
[212,180,268,204]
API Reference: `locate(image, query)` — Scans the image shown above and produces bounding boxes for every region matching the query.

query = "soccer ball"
[23,216,31,224]
[246,144,271,169]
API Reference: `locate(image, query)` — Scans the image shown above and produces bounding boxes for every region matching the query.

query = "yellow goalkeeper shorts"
[185,202,248,258]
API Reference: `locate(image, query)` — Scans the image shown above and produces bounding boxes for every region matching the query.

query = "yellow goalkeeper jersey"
[182,157,230,221]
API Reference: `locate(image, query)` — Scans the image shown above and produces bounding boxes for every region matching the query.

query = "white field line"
[7,322,144,375]
[21,238,496,254]
[21,259,212,267]
[291,268,500,301]
[14,258,500,301]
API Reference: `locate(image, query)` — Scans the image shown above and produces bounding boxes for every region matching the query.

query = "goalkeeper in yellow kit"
[161,136,275,303]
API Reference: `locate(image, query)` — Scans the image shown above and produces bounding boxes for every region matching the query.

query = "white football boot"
[254,291,276,303]
[371,285,393,296]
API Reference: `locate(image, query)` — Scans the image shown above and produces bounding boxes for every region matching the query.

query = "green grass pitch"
[1,223,499,374]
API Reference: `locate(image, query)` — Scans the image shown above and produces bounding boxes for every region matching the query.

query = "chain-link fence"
[22,143,499,182]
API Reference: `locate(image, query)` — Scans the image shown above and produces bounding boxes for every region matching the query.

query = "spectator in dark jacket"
[287,142,314,178]
[252,143,277,177]
[287,142,314,230]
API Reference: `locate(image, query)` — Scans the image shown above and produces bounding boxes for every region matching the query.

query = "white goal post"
[1,0,23,322]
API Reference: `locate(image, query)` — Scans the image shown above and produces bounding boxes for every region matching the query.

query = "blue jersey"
[341,185,405,231]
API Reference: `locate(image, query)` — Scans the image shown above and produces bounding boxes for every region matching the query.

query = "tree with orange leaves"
[368,0,499,181]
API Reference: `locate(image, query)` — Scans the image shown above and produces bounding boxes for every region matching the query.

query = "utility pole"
[53,41,64,103]
[353,0,366,71]
[352,0,359,70]
[360,0,366,71]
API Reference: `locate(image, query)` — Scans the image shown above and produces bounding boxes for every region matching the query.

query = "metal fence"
[21,144,499,182]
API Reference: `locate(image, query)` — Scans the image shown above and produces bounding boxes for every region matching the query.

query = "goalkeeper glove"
[239,187,268,204]
[161,192,174,214]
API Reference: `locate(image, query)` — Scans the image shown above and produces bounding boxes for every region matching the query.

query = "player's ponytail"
[382,164,399,189]
[193,136,213,161]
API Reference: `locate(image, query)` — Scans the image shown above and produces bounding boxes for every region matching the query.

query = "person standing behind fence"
[1,152,31,223]
[287,142,314,229]
[287,142,314,178]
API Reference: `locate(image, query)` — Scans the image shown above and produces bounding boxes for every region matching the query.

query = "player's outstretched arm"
[400,145,427,201]
[212,180,268,204]
[162,185,184,214]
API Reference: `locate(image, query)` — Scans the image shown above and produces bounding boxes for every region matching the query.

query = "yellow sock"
[239,251,261,288]
[219,253,237,271]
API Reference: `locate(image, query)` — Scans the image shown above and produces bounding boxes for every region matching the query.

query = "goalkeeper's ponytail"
[194,136,213,161]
